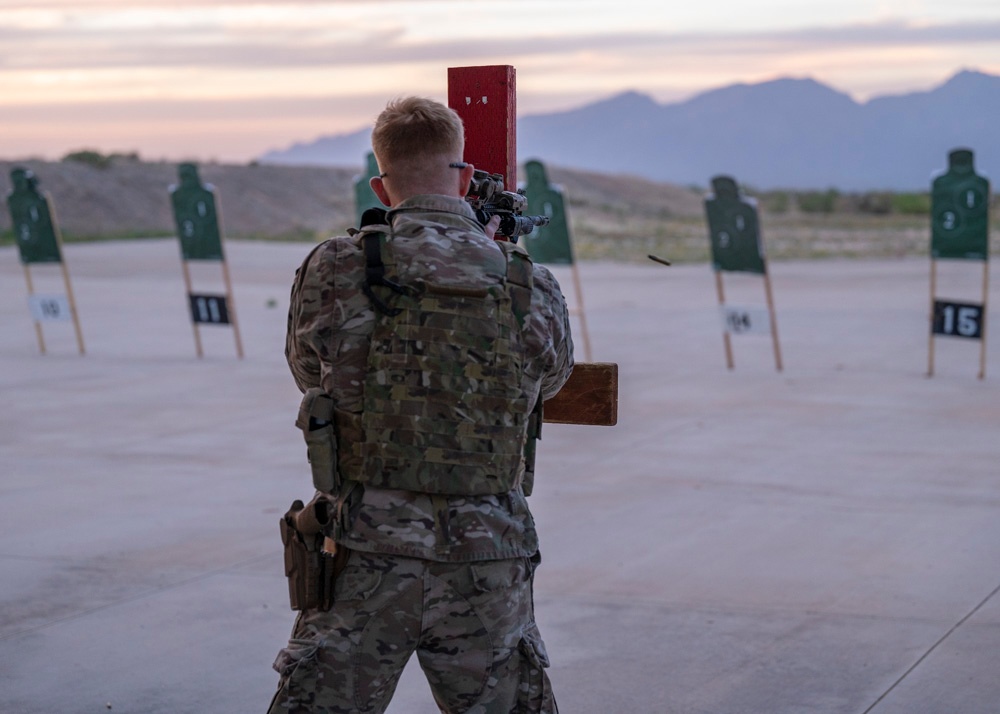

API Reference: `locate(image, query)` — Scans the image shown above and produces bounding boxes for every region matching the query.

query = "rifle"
[463,169,549,241]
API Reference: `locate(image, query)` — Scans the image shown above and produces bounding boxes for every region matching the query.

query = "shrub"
[891,193,931,215]
[857,192,893,215]
[763,191,790,214]
[797,189,839,214]
[61,150,113,169]
[109,151,140,163]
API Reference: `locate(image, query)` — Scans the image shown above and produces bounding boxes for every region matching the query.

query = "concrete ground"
[2,238,999,714]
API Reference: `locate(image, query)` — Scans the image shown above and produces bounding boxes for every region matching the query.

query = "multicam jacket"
[286,194,574,562]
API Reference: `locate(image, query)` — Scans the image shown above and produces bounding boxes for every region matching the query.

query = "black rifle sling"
[361,231,406,316]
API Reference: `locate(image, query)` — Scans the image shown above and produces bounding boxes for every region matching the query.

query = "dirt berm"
[0,158,703,242]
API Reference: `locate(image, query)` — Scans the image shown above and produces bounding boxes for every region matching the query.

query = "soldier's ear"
[370,176,392,207]
[457,163,474,198]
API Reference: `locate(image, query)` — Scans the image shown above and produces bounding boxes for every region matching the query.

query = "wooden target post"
[704,175,782,372]
[169,163,244,359]
[6,167,85,355]
[447,65,616,425]
[928,149,990,379]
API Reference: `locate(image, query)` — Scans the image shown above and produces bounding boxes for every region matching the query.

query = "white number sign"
[28,294,72,322]
[720,306,771,335]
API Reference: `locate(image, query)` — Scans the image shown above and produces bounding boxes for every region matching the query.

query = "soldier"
[268,96,574,713]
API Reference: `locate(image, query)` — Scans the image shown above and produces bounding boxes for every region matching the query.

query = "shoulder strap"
[499,241,534,328]
[360,229,407,316]
[497,240,539,495]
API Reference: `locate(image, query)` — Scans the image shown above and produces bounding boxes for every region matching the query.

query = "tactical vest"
[351,227,534,495]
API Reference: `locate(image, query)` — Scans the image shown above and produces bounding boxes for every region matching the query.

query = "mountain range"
[260,69,1000,191]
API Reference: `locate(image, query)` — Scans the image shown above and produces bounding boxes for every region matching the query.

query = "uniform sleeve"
[530,264,575,401]
[285,240,332,393]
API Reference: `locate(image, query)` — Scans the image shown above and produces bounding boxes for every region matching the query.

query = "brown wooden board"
[544,362,618,426]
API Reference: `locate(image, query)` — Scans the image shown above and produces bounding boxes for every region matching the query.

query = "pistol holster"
[279,496,345,611]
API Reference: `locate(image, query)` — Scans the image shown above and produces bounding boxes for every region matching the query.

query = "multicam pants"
[267,551,557,714]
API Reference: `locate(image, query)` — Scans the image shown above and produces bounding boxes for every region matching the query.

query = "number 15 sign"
[933,301,984,340]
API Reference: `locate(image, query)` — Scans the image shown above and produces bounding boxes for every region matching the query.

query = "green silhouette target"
[705,176,765,275]
[6,168,62,264]
[522,159,574,265]
[931,149,990,261]
[170,163,224,261]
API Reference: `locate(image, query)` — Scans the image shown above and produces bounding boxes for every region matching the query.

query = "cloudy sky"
[3,0,1000,162]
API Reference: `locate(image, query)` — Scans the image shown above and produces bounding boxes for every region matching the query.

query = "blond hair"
[371,97,465,177]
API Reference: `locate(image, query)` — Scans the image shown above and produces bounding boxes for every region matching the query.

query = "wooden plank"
[928,259,937,377]
[447,65,517,189]
[763,266,783,372]
[544,362,618,426]
[22,264,47,355]
[979,259,989,380]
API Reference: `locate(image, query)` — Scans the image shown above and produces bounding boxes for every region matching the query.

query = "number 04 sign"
[720,306,772,336]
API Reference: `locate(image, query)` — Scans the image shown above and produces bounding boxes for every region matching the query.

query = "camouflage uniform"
[269,194,574,713]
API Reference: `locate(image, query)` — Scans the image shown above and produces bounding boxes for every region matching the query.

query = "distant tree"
[62,150,113,169]
[109,151,141,163]
[61,149,141,168]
